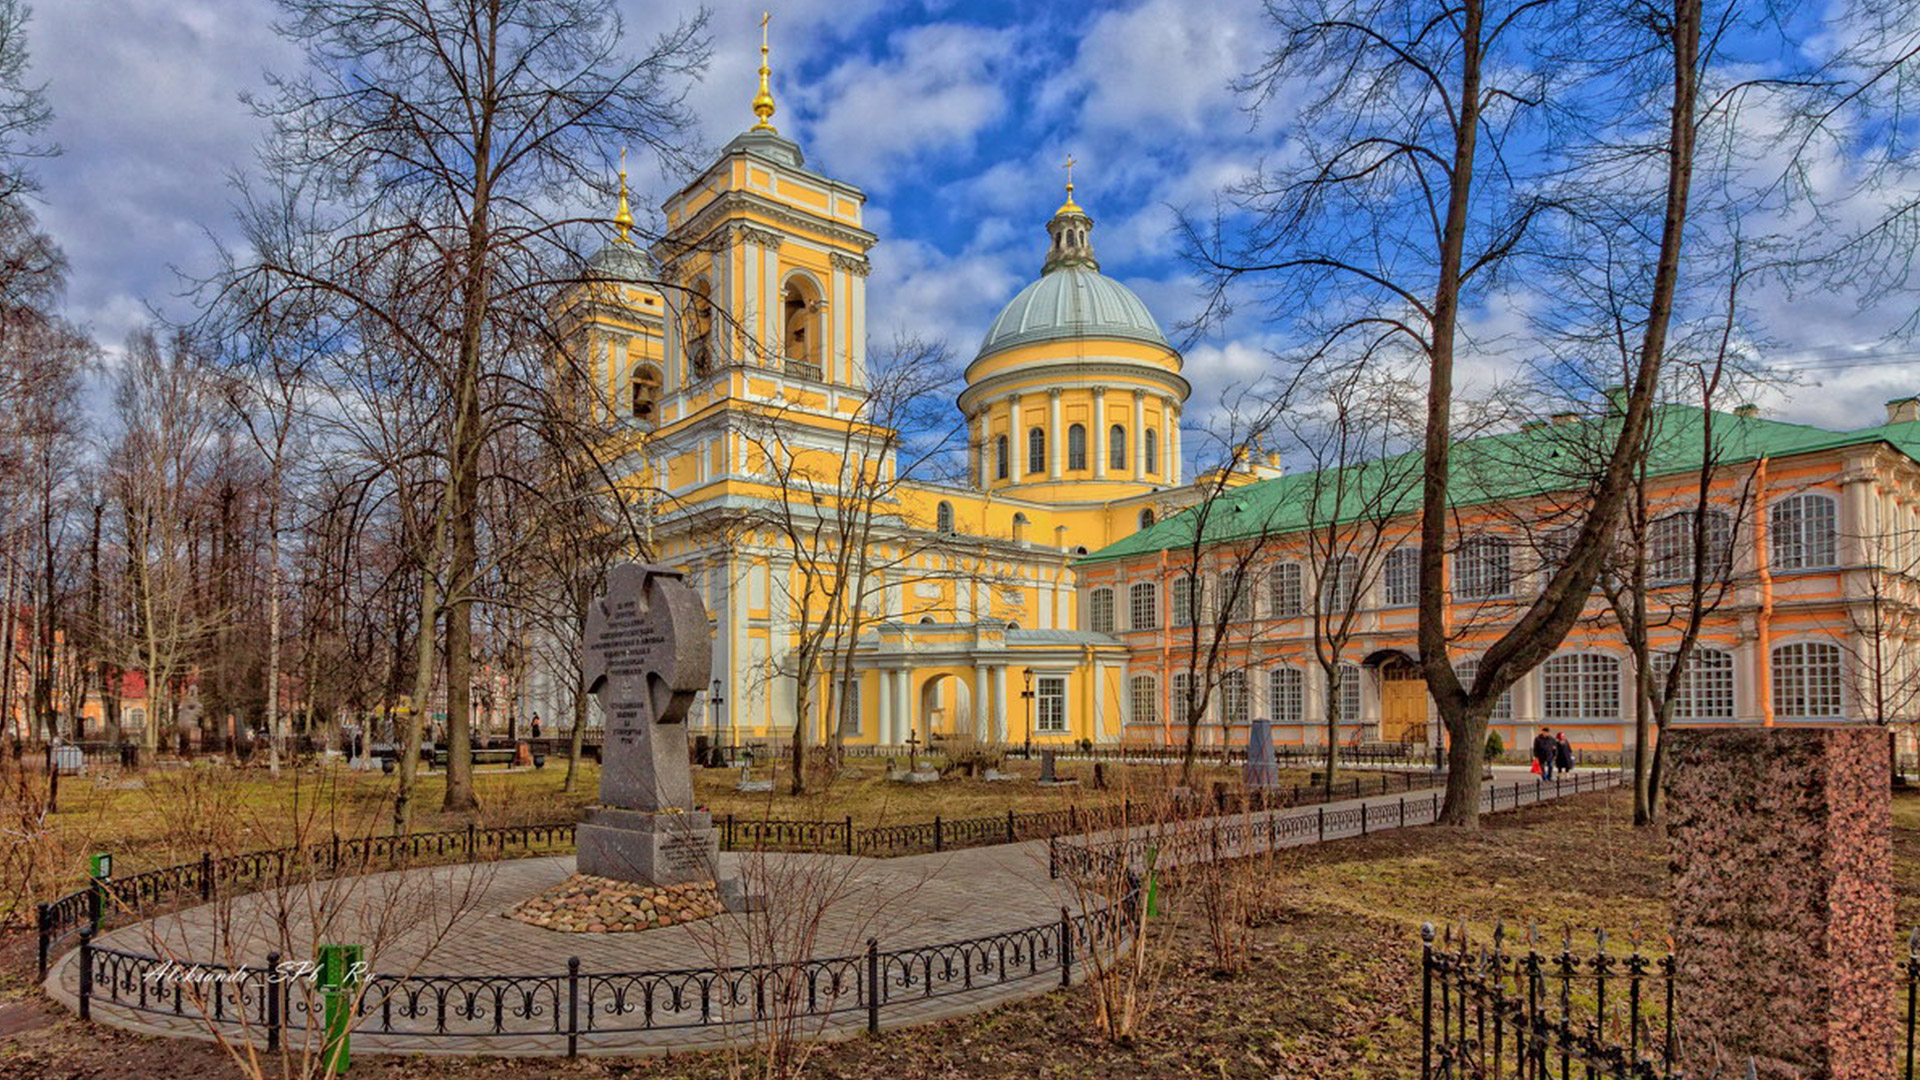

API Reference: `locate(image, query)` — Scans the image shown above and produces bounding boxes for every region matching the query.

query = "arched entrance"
[918,673,974,743]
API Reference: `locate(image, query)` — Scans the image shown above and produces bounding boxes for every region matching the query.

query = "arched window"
[1144,428,1159,474]
[995,434,1009,480]
[782,275,823,373]
[1454,535,1513,600]
[935,501,954,534]
[1089,587,1116,634]
[1652,648,1735,720]
[1139,508,1156,529]
[630,363,662,426]
[1129,675,1159,726]
[1384,545,1419,606]
[1320,555,1358,612]
[1454,658,1512,721]
[1027,427,1046,475]
[1772,641,1843,719]
[1771,493,1838,570]
[1650,509,1735,584]
[1067,423,1087,470]
[1543,653,1621,722]
[1268,666,1303,722]
[1128,581,1159,629]
[1110,424,1127,470]
[1269,562,1303,616]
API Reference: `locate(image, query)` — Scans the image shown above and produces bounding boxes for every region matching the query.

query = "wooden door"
[1379,662,1426,744]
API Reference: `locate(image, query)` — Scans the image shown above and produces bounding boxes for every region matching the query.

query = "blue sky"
[24,0,1920,438]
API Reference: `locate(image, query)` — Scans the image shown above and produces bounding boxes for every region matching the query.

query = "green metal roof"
[1078,404,1920,565]
[975,266,1170,361]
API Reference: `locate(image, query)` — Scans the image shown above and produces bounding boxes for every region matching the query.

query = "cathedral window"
[1110,424,1126,470]
[995,435,1009,480]
[1067,424,1087,470]
[1027,427,1045,475]
[1089,587,1115,634]
[1139,508,1155,529]
[782,275,824,377]
[1144,429,1159,475]
[936,501,954,534]
[685,277,714,379]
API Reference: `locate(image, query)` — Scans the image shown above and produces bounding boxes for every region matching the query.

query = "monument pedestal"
[1666,726,1893,1080]
[576,808,762,912]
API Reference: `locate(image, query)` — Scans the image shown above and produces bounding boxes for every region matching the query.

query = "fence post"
[846,815,855,856]
[567,956,580,1058]
[866,938,881,1034]
[201,851,214,900]
[266,950,282,1053]
[1008,809,1016,843]
[36,902,51,979]
[1400,795,1406,829]
[77,927,92,1021]
[331,832,341,871]
[1420,923,1435,1080]
[1048,835,1058,878]
[725,813,733,851]
[1361,802,1368,836]
[934,816,943,853]
[1318,806,1325,843]
[465,822,476,857]
[1060,906,1073,988]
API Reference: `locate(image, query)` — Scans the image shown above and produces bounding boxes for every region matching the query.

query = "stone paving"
[44,767,1618,1057]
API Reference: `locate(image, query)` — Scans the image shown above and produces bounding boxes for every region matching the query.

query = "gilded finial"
[751,12,777,132]
[1057,154,1083,215]
[614,147,633,245]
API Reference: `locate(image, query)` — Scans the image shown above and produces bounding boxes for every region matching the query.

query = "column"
[1165,398,1181,484]
[976,415,991,488]
[1130,389,1145,480]
[973,666,991,739]
[877,669,894,746]
[1093,662,1108,741]
[1093,388,1108,479]
[895,669,912,748]
[1008,394,1023,479]
[990,665,1009,742]
[1048,389,1064,480]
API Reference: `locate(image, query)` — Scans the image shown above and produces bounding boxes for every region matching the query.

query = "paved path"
[45,768,1620,1057]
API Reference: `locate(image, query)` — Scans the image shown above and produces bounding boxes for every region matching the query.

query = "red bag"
[1530,758,1542,775]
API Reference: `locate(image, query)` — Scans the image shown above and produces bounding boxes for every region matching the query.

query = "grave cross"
[583,563,712,813]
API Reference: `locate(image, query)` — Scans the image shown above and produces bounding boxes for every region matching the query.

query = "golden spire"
[614,146,634,245]
[751,12,777,132]
[1057,154,1083,215]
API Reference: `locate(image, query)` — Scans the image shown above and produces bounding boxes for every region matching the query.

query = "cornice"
[957,361,1191,416]
[655,190,879,269]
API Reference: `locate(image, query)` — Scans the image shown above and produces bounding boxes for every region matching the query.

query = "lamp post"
[1020,667,1035,760]
[711,678,728,764]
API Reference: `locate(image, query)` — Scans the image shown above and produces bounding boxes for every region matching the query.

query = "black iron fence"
[1422,922,1676,1080]
[71,897,1133,1055]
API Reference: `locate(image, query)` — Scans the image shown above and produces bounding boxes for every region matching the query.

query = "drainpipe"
[1756,457,1775,727]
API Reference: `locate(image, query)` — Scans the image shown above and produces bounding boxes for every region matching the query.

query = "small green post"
[318,943,363,1073]
[89,852,113,880]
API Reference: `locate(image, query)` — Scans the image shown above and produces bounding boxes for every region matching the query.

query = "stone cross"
[583,562,712,813]
[1244,719,1278,791]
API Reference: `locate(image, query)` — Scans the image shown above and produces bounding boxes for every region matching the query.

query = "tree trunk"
[1439,704,1492,826]
[394,553,441,834]
[1323,663,1342,791]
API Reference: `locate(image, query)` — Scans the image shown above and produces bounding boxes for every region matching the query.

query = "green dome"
[587,242,657,282]
[975,266,1170,361]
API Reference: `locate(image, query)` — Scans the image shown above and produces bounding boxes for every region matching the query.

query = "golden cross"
[1062,154,1076,188]
[761,11,771,49]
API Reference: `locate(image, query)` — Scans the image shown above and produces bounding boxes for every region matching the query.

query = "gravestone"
[574,563,754,909]
[1037,748,1077,787]
[1666,727,1892,1080]
[1244,719,1278,791]
[735,763,772,793]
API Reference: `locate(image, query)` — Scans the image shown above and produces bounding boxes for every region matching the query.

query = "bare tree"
[226,0,708,816]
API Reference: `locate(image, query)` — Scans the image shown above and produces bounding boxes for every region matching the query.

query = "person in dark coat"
[1532,730,1556,780]
[530,714,543,739]
[1554,732,1575,775]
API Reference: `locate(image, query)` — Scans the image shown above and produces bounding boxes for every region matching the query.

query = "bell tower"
[653,15,876,401]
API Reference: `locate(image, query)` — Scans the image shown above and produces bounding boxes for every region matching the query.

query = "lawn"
[6,786,1914,1079]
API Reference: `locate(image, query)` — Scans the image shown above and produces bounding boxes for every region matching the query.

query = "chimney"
[1887,397,1920,424]
[1734,403,1759,420]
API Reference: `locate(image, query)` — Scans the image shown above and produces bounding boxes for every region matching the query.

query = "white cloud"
[807,22,1017,181]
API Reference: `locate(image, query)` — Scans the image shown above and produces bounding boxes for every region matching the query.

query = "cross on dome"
[751,12,777,132]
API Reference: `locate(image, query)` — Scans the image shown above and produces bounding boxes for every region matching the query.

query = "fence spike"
[1909,925,1919,958]
[1596,927,1608,952]
[1422,921,1435,945]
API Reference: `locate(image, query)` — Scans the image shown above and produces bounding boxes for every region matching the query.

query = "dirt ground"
[8,786,1913,1079]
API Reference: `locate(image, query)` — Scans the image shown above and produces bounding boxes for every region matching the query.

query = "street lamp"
[1020,667,1036,760]
[710,679,728,764]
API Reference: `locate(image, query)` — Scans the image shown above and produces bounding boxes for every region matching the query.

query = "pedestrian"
[530,714,543,740]
[1554,731,1575,776]
[1532,729,1555,780]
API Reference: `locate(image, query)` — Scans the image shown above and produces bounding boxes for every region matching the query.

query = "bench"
[431,747,522,769]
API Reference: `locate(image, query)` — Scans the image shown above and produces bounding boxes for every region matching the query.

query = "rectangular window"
[1771,494,1838,570]
[1455,536,1513,600]
[1172,574,1202,628]
[1268,667,1303,722]
[1543,654,1621,721]
[1129,582,1159,629]
[1129,675,1159,726]
[1320,557,1357,612]
[1336,664,1363,726]
[1172,671,1197,722]
[1772,642,1843,719]
[1384,546,1419,606]
[1652,649,1734,720]
[1036,676,1068,732]
[1270,563,1302,617]
[1089,587,1115,634]
[1219,571,1251,622]
[1455,658,1513,721]
[1220,670,1249,726]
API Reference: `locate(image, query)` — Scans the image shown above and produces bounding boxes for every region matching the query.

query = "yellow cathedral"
[552,31,1206,751]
